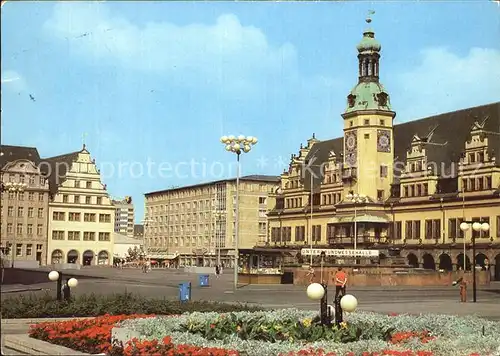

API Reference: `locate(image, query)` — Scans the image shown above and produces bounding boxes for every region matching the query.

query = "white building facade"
[45,145,115,266]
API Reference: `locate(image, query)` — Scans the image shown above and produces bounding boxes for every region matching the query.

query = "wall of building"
[144,177,279,267]
[0,160,50,266]
[47,149,115,266]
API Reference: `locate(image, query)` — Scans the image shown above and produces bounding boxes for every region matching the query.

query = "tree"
[125,246,144,262]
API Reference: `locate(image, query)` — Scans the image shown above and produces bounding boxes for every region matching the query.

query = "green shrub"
[0,292,263,319]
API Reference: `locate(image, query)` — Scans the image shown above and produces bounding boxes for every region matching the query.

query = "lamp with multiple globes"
[220,135,258,154]
[48,271,78,301]
[459,221,490,303]
[219,134,258,291]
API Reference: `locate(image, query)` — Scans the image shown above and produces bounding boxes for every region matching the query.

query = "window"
[17,207,24,217]
[28,192,34,200]
[478,151,484,163]
[478,177,484,191]
[16,223,23,234]
[312,225,322,242]
[380,165,388,178]
[26,244,33,256]
[74,195,80,203]
[16,244,22,257]
[364,134,370,139]
[52,231,65,240]
[380,119,385,126]
[74,180,80,188]
[27,208,34,219]
[389,221,402,240]
[425,219,440,239]
[27,224,33,235]
[38,193,44,201]
[258,222,266,234]
[7,206,13,216]
[294,226,306,242]
[404,186,409,197]
[37,224,43,235]
[68,231,80,241]
[63,195,68,203]
[259,209,267,218]
[423,183,428,196]
[36,244,43,251]
[84,213,96,222]
[53,212,65,221]
[416,184,422,196]
[29,176,36,185]
[19,175,25,183]
[258,197,266,204]
[99,214,111,223]
[8,191,15,199]
[85,196,91,204]
[18,192,24,200]
[86,181,92,188]
[469,153,475,163]
[497,216,500,237]
[364,119,370,125]
[83,232,96,241]
[38,208,43,218]
[69,212,81,221]
[377,190,384,201]
[486,176,492,189]
[98,232,110,241]
[7,223,13,233]
[405,220,421,239]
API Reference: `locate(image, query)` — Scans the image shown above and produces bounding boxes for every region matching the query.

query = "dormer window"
[478,151,484,163]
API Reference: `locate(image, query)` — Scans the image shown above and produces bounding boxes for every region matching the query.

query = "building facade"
[144,175,279,267]
[113,232,143,260]
[0,146,50,267]
[265,17,500,280]
[112,196,135,237]
[45,145,116,266]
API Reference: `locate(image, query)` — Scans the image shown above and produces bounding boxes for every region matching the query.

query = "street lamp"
[345,193,368,250]
[4,182,27,268]
[459,221,489,303]
[48,270,78,301]
[220,134,258,291]
[142,218,153,258]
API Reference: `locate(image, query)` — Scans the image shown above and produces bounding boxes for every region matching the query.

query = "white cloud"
[395,47,500,121]
[43,2,299,95]
[1,70,27,91]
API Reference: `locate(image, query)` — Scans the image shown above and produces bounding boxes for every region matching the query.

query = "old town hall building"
[264,17,500,280]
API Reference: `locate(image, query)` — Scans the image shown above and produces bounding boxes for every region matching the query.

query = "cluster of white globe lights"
[48,270,79,288]
[220,135,258,153]
[306,283,358,314]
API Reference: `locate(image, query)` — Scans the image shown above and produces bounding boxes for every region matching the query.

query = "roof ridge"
[42,151,81,161]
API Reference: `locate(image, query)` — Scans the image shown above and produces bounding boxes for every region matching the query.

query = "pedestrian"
[215,264,220,279]
[306,266,315,284]
[334,267,347,299]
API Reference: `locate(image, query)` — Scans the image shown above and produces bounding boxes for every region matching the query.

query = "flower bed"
[29,310,500,356]
[118,309,500,356]
[29,314,238,355]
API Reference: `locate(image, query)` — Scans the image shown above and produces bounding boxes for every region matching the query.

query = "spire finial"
[366,9,375,24]
[81,133,88,149]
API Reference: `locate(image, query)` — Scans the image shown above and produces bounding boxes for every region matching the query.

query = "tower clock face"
[345,131,357,152]
[377,129,391,152]
[346,152,357,166]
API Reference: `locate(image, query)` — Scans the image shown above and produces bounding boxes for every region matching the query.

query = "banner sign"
[300,248,379,258]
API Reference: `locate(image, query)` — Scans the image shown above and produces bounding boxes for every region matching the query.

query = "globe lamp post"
[48,271,78,301]
[459,221,489,303]
[220,135,258,291]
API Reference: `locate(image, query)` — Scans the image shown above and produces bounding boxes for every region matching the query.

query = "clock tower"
[341,13,396,201]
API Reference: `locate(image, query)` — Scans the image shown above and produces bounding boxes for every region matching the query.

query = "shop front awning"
[329,214,390,224]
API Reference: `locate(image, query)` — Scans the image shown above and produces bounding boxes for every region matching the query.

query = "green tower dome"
[356,28,382,53]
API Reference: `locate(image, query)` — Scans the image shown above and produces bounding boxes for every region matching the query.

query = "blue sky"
[2,1,500,222]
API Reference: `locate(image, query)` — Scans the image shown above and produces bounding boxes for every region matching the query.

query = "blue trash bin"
[179,282,191,302]
[199,274,209,287]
